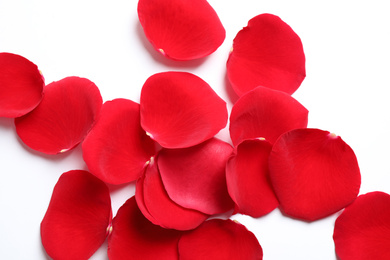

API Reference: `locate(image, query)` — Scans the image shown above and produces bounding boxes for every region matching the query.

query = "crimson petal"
[269,128,361,221]
[82,98,156,185]
[137,0,225,60]
[0,52,44,118]
[333,192,390,260]
[15,76,102,154]
[41,170,111,260]
[227,13,306,96]
[229,86,308,146]
[140,72,227,148]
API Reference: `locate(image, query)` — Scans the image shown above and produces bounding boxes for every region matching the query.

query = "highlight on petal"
[229,86,308,146]
[15,76,102,154]
[269,128,361,221]
[107,196,182,260]
[82,98,157,185]
[41,170,112,260]
[178,219,263,260]
[137,0,225,60]
[226,138,279,218]
[0,52,44,118]
[333,192,390,260]
[158,138,234,215]
[140,72,228,148]
[227,13,306,96]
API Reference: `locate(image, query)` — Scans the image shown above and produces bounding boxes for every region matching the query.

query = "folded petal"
[41,170,112,260]
[15,76,102,154]
[269,128,361,221]
[137,0,225,60]
[140,72,228,148]
[227,13,306,96]
[82,98,156,185]
[0,52,44,118]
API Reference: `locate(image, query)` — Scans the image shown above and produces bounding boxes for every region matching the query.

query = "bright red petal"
[41,170,111,260]
[229,86,308,146]
[107,197,182,260]
[227,13,306,96]
[178,219,263,260]
[15,77,102,154]
[0,52,44,118]
[226,139,279,218]
[82,98,156,185]
[269,128,361,221]
[137,0,225,60]
[158,138,234,215]
[140,72,227,148]
[333,192,390,260]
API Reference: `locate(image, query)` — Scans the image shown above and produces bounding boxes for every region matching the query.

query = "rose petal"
[227,13,306,96]
[158,138,234,215]
[15,76,102,154]
[226,138,279,218]
[82,98,156,185]
[229,86,308,146]
[269,128,361,221]
[0,52,44,118]
[41,170,111,260]
[137,0,225,60]
[140,71,228,148]
[178,219,263,260]
[333,192,390,260]
[107,196,182,260]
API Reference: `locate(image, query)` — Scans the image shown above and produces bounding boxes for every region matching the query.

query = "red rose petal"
[333,192,390,260]
[178,219,263,260]
[269,128,361,221]
[140,72,228,148]
[0,52,44,118]
[135,168,159,223]
[15,76,102,154]
[226,139,279,218]
[158,138,234,215]
[229,86,308,146]
[107,196,182,260]
[137,0,225,60]
[227,13,306,96]
[82,98,156,185]
[41,170,111,260]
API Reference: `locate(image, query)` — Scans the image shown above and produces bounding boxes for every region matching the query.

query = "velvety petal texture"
[41,170,111,260]
[269,128,361,221]
[178,219,263,260]
[137,0,225,60]
[229,86,308,146]
[15,76,102,154]
[82,98,156,185]
[0,52,44,118]
[227,13,306,96]
[140,72,228,148]
[333,192,390,260]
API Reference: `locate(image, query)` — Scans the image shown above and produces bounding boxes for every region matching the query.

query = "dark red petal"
[229,86,308,146]
[333,192,390,260]
[41,170,111,260]
[227,13,306,96]
[158,138,234,215]
[107,197,182,260]
[226,139,279,218]
[178,219,263,260]
[269,128,361,221]
[0,52,44,118]
[140,72,227,148]
[82,98,156,185]
[135,168,158,223]
[137,0,225,60]
[15,76,102,154]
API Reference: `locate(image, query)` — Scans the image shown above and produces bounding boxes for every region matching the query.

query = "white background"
[1,0,390,259]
